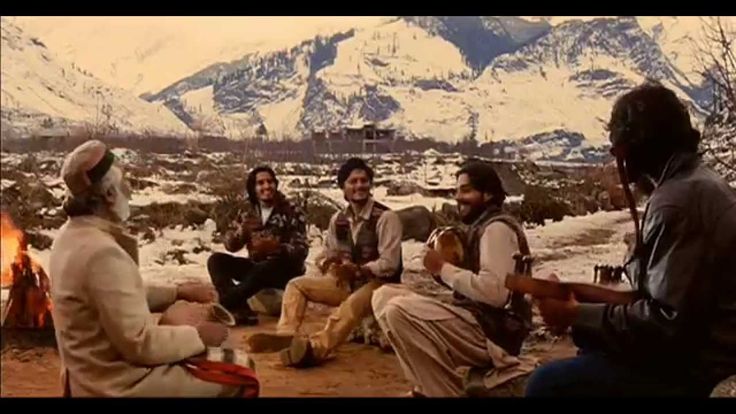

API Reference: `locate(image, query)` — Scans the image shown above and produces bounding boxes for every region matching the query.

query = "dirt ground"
[1,309,576,397]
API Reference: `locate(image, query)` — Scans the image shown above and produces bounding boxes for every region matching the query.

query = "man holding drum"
[372,160,537,397]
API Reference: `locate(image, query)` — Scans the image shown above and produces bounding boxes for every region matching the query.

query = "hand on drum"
[250,235,281,260]
[423,248,446,275]
[177,282,218,303]
[159,300,210,326]
[332,261,361,288]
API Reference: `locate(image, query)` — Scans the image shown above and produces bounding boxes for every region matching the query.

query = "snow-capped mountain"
[143,16,718,163]
[401,16,551,72]
[4,16,730,163]
[469,16,711,145]
[12,16,391,96]
[0,18,191,138]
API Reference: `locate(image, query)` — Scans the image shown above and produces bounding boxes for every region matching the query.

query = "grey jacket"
[573,152,736,385]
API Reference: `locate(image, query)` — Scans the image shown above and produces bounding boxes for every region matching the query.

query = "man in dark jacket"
[526,81,736,396]
[207,166,308,325]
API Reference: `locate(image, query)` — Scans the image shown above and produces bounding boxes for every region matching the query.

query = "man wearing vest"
[526,82,736,397]
[246,158,403,368]
[372,161,537,397]
[207,165,308,326]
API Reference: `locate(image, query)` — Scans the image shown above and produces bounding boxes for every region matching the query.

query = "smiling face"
[254,171,276,204]
[455,173,491,224]
[343,169,372,205]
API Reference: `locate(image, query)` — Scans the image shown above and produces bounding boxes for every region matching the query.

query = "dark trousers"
[525,352,713,397]
[207,252,301,311]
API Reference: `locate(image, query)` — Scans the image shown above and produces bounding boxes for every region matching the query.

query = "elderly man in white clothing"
[49,140,245,397]
[372,161,537,397]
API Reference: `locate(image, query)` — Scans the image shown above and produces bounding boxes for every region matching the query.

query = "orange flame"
[1,212,53,329]
[1,212,24,288]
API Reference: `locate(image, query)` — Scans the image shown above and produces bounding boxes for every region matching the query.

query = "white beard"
[111,190,130,222]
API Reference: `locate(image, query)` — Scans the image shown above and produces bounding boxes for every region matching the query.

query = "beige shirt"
[438,222,519,308]
[319,198,403,279]
[49,216,207,397]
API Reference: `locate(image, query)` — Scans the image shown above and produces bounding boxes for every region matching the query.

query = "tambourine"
[425,227,467,288]
[426,226,467,267]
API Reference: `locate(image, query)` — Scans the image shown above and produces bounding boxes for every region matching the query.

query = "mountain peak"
[1,19,191,138]
[401,16,550,72]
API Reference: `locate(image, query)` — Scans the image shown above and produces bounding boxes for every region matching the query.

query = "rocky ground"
[0,310,579,397]
[0,195,621,397]
[2,148,731,397]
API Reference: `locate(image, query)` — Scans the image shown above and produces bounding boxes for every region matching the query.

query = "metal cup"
[209,303,236,327]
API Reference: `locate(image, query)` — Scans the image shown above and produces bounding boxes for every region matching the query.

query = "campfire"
[1,212,53,330]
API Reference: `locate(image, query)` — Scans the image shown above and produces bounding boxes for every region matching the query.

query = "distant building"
[311,123,396,153]
[34,127,70,139]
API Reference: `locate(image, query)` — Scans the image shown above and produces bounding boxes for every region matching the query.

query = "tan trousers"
[277,275,381,360]
[372,284,536,397]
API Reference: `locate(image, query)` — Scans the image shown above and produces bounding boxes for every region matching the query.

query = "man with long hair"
[527,81,736,396]
[372,160,537,397]
[246,158,403,368]
[207,165,308,326]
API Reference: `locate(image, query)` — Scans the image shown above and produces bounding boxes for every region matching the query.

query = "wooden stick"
[505,274,637,305]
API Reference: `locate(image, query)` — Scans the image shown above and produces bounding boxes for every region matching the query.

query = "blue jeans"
[525,352,712,397]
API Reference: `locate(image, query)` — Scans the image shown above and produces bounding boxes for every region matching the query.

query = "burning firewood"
[1,212,53,330]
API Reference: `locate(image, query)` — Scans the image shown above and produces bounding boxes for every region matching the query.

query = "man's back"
[50,216,206,396]
[642,155,736,383]
[50,217,151,395]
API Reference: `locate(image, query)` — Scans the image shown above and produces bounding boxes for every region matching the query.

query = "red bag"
[184,348,260,398]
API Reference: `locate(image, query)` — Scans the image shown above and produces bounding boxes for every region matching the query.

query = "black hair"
[246,165,278,204]
[456,161,507,207]
[337,157,374,188]
[608,80,701,155]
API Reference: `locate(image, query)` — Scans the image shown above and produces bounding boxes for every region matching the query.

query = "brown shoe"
[246,333,294,353]
[279,337,319,368]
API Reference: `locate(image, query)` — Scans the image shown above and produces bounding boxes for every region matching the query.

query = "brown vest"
[454,207,533,356]
[335,201,403,287]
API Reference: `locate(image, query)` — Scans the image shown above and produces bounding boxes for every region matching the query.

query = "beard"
[459,202,486,225]
[111,190,131,222]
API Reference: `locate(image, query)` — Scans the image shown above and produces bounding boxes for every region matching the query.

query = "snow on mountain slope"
[469,16,706,145]
[157,35,326,138]
[13,16,391,96]
[403,16,551,72]
[307,18,475,137]
[146,16,710,150]
[636,17,735,81]
[524,16,734,94]
[151,19,479,139]
[320,19,471,95]
[0,18,191,137]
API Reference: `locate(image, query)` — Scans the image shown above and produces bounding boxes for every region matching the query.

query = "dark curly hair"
[608,80,701,156]
[337,157,374,188]
[246,166,279,204]
[456,160,507,208]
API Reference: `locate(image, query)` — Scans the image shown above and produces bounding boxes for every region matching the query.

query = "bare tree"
[695,17,736,113]
[694,17,736,183]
